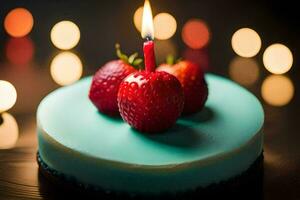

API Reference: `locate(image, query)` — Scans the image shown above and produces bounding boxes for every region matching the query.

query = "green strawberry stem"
[166,54,182,65]
[115,43,143,70]
[166,54,175,65]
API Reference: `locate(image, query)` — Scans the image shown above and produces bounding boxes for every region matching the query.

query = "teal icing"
[37,74,264,194]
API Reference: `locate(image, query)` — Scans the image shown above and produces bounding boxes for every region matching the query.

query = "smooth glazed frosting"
[37,74,264,194]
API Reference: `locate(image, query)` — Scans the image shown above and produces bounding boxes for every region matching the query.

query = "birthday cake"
[37,1,263,196]
[37,72,264,196]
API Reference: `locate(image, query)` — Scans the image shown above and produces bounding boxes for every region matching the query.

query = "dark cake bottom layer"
[37,152,264,200]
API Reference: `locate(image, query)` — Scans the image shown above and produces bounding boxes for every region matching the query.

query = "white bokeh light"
[231,28,261,58]
[50,52,83,86]
[0,80,17,112]
[51,20,80,50]
[154,13,177,40]
[263,43,293,74]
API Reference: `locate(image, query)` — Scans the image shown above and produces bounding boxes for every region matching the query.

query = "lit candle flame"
[141,0,154,40]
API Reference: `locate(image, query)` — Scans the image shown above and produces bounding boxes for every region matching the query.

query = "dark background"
[0,0,299,199]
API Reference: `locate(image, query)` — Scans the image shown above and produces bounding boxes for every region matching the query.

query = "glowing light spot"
[231,28,261,58]
[0,81,17,112]
[4,8,34,37]
[133,6,143,32]
[263,43,293,74]
[264,148,282,166]
[5,37,34,65]
[153,13,177,40]
[50,21,80,50]
[50,52,83,86]
[183,48,210,71]
[0,65,57,113]
[182,19,210,49]
[141,0,154,39]
[229,57,259,86]
[261,75,294,106]
[0,113,19,149]
[155,40,177,64]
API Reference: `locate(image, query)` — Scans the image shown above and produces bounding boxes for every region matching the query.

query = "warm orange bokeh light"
[229,57,259,86]
[0,113,19,149]
[261,75,294,106]
[4,8,34,37]
[182,19,210,49]
[183,48,210,71]
[154,13,177,40]
[133,6,144,32]
[6,37,34,66]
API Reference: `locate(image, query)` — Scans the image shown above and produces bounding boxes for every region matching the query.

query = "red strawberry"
[117,71,184,133]
[89,44,143,116]
[157,59,208,114]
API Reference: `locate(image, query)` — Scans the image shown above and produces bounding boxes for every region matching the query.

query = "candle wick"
[0,113,3,125]
[145,36,152,41]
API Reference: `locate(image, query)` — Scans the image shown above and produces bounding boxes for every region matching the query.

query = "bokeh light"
[261,75,294,106]
[263,43,293,74]
[153,13,177,40]
[4,8,34,37]
[229,57,259,86]
[0,63,57,114]
[50,21,80,50]
[231,28,261,58]
[183,48,210,71]
[0,81,17,113]
[133,6,143,32]
[154,40,177,64]
[0,113,19,149]
[141,0,154,39]
[182,19,210,49]
[5,37,34,66]
[264,147,283,166]
[50,52,83,86]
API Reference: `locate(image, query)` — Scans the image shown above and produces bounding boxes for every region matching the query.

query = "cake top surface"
[37,74,264,166]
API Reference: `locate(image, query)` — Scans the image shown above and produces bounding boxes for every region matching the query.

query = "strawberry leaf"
[115,43,143,69]
[133,58,143,67]
[115,43,128,63]
[128,53,138,64]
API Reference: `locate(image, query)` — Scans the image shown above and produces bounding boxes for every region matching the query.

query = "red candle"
[142,0,156,72]
[143,40,156,72]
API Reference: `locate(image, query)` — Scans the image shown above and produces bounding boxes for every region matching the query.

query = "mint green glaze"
[37,74,264,194]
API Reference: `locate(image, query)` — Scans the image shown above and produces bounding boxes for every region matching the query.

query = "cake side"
[38,127,263,194]
[37,74,264,195]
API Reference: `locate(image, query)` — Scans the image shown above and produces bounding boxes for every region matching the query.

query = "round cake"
[37,74,264,196]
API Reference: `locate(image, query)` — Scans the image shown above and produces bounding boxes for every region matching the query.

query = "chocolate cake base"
[37,152,264,200]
